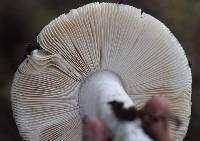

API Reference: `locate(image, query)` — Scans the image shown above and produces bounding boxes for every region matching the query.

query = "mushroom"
[11,2,192,141]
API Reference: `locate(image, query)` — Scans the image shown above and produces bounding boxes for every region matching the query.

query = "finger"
[140,97,172,141]
[144,96,169,115]
[82,117,106,141]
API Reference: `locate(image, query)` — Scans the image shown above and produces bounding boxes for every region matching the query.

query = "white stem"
[79,71,152,141]
[79,71,133,130]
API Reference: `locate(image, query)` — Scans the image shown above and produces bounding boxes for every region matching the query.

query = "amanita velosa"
[11,2,192,141]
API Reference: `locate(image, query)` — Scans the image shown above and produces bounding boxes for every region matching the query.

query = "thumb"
[82,117,106,141]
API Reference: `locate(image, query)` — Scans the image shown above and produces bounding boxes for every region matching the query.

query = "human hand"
[82,117,107,141]
[82,97,175,141]
[140,97,175,141]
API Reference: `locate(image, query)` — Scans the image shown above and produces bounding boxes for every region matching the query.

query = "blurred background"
[0,0,199,140]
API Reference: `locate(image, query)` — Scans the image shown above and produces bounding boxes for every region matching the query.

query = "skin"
[82,96,175,141]
[82,117,107,141]
[140,97,175,141]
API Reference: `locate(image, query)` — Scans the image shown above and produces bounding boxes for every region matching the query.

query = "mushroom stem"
[79,71,152,141]
[79,71,134,118]
[79,71,134,134]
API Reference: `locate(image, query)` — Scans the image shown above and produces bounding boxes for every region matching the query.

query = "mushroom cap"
[11,2,192,141]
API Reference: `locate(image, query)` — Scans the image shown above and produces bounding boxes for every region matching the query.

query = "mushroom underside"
[11,2,191,141]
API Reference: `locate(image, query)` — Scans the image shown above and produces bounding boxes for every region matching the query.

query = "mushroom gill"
[11,2,192,141]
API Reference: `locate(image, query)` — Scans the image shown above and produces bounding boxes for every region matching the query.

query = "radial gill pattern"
[11,2,191,141]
